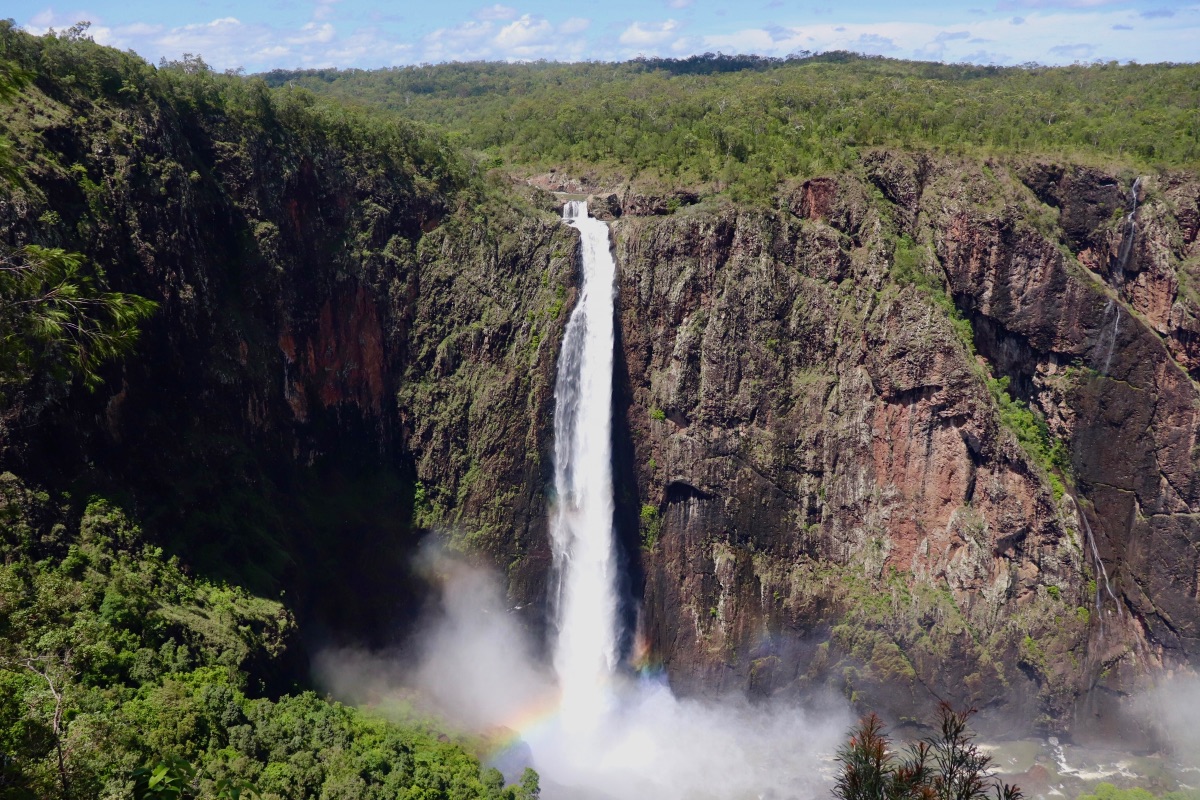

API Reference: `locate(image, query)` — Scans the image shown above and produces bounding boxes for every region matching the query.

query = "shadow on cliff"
[611,281,646,665]
[22,385,433,694]
[7,188,434,695]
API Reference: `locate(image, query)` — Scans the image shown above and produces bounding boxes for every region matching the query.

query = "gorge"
[2,25,1200,799]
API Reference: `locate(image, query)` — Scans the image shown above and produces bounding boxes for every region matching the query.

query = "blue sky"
[9,0,1199,72]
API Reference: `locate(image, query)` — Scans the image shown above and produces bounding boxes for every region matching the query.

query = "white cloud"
[559,17,591,35]
[155,17,244,51]
[313,0,340,22]
[704,28,775,52]
[1048,41,1096,58]
[667,0,695,8]
[999,0,1124,7]
[422,19,496,61]
[254,45,291,59]
[619,19,681,47]
[17,1,1200,70]
[420,11,591,62]
[495,14,553,48]
[475,4,518,21]
[288,22,336,45]
[122,22,165,36]
[28,9,56,29]
[694,7,1200,66]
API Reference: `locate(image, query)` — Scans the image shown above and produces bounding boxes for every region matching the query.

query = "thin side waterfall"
[549,200,620,735]
[1071,495,1120,632]
[1114,176,1143,280]
[1103,304,1120,376]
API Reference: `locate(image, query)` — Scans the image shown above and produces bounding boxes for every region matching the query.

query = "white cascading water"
[549,200,620,735]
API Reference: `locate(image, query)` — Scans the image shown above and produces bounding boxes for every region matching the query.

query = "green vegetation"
[889,234,975,349]
[0,40,156,395]
[986,375,1070,499]
[639,503,663,549]
[267,54,1200,199]
[649,407,667,421]
[887,230,1071,504]
[834,704,1021,800]
[0,477,535,799]
[0,245,157,392]
[0,26,541,800]
[0,55,31,182]
[1078,784,1200,800]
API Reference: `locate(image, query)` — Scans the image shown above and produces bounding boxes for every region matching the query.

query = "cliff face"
[611,157,1200,735]
[0,46,575,649]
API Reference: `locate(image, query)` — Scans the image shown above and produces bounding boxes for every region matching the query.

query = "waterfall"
[1103,304,1120,376]
[1114,176,1143,280]
[519,202,837,800]
[549,200,620,735]
[1071,495,1120,632]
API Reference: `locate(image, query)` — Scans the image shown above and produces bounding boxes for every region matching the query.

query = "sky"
[8,0,1199,73]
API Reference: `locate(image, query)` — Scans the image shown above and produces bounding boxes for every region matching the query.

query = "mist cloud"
[315,546,852,800]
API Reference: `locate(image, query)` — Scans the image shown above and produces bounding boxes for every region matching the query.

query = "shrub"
[834,703,1022,800]
[639,504,663,549]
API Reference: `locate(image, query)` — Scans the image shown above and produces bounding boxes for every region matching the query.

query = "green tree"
[834,704,1022,800]
[0,245,157,391]
[0,57,31,184]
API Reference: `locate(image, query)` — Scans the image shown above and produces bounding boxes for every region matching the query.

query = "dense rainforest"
[2,17,1200,800]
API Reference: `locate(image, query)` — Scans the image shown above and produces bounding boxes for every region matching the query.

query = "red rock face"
[792,177,840,222]
[278,286,386,416]
[276,286,387,426]
[612,156,1200,737]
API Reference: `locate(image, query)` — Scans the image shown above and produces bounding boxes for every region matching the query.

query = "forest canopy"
[263,54,1200,200]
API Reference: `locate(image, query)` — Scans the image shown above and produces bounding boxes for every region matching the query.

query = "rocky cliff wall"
[0,44,575,651]
[611,156,1200,737]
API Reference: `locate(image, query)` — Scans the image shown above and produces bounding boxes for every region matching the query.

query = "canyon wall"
[0,47,575,650]
[610,157,1200,736]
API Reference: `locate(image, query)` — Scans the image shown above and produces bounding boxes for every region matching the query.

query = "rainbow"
[484,687,566,758]
[484,633,669,760]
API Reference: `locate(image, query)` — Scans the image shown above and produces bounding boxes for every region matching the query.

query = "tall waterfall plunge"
[519,204,843,799]
[550,200,620,734]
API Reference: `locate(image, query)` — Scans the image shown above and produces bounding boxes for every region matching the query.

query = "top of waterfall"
[562,200,589,221]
